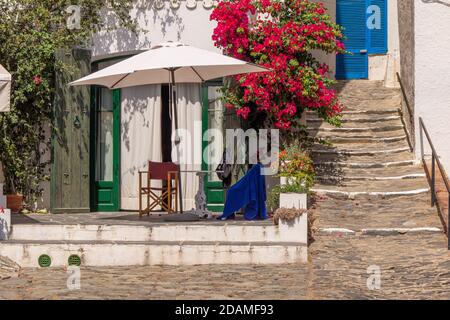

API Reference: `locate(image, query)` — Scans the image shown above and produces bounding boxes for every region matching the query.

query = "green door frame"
[202,81,225,212]
[90,87,121,212]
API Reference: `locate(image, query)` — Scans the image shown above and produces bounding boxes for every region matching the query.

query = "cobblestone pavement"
[1,233,449,300]
[1,81,449,300]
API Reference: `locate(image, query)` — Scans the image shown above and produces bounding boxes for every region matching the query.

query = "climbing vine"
[0,0,135,204]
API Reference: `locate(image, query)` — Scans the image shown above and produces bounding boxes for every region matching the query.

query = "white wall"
[414,0,450,173]
[369,0,400,86]
[92,0,219,59]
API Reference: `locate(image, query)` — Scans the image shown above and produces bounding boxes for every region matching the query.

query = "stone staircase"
[308,80,442,234]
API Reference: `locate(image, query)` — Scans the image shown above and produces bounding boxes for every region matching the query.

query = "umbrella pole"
[171,69,183,213]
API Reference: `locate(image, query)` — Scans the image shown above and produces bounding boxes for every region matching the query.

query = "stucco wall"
[397,0,415,144]
[369,0,400,86]
[92,0,219,59]
[414,0,450,173]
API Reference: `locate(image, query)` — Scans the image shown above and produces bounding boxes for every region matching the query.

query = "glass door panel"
[202,83,225,212]
[92,87,120,211]
[206,86,224,182]
[96,89,114,181]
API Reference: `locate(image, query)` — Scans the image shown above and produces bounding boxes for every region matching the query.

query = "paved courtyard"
[1,232,449,300]
[1,81,449,300]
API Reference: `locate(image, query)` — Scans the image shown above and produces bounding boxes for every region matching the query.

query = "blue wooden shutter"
[336,0,368,79]
[367,0,387,54]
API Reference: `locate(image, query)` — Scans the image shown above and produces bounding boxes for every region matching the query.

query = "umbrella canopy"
[70,42,270,214]
[70,41,270,88]
[0,64,11,112]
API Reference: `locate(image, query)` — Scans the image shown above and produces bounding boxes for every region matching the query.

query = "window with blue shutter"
[367,0,388,54]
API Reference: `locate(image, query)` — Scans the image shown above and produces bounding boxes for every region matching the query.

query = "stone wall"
[397,0,415,145]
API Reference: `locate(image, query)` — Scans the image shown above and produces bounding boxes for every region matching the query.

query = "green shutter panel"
[51,48,91,213]
[367,0,387,54]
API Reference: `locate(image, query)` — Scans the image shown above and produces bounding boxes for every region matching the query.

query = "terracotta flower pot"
[6,194,23,213]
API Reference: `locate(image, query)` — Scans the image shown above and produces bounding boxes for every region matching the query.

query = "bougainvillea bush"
[211,0,345,135]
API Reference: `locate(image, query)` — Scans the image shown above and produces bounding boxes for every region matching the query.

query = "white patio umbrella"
[0,64,11,112]
[70,41,270,212]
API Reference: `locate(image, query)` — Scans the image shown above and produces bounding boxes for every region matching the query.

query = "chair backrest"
[148,161,179,180]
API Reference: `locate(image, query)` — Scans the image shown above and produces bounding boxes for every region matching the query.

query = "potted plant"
[273,207,316,244]
[6,177,23,214]
[268,145,315,211]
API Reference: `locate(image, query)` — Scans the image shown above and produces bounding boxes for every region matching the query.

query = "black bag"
[216,150,232,188]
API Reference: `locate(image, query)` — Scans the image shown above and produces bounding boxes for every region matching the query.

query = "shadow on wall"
[121,91,153,152]
[421,0,450,7]
[93,0,185,57]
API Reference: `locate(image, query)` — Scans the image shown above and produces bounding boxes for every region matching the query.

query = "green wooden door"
[51,48,91,213]
[202,83,225,212]
[91,87,120,211]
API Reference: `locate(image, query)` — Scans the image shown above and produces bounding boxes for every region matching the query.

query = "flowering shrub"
[211,0,345,131]
[279,144,315,188]
[267,144,315,211]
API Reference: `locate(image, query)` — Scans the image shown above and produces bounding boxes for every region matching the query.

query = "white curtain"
[120,85,162,210]
[172,83,202,211]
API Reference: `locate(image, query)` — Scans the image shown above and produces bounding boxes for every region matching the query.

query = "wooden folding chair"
[138,161,179,217]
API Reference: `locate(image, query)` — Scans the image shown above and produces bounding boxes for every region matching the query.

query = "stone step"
[316,163,423,174]
[312,150,414,164]
[314,159,421,169]
[0,240,307,267]
[340,97,401,114]
[311,194,441,231]
[314,175,429,189]
[315,139,409,151]
[310,128,406,139]
[317,173,426,184]
[334,85,400,98]
[312,145,410,156]
[317,135,407,144]
[307,114,401,123]
[318,227,442,236]
[341,109,399,117]
[311,178,430,200]
[311,187,430,200]
[308,118,402,129]
[315,165,426,179]
[308,124,404,133]
[9,223,306,244]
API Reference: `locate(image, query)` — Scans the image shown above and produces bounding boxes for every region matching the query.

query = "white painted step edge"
[310,188,430,198]
[312,147,410,155]
[315,159,421,168]
[318,227,442,236]
[318,173,426,181]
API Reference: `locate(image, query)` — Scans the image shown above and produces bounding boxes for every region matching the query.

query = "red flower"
[33,75,42,86]
[211,0,345,130]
